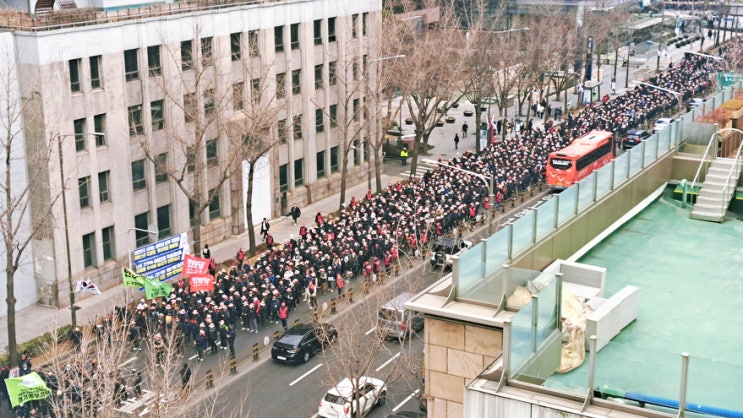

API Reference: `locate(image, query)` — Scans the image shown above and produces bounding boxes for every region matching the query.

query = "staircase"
[690,158,742,222]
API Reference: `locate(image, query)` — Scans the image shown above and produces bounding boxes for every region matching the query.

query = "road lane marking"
[392,389,420,412]
[118,357,137,367]
[375,352,401,372]
[365,327,377,335]
[188,354,198,360]
[289,363,323,386]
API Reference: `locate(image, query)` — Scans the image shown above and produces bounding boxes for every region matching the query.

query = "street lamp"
[55,131,104,328]
[421,158,495,235]
[633,81,682,111]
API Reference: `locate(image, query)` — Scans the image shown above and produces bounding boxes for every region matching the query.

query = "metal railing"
[688,128,719,206]
[0,0,280,31]
[720,132,743,214]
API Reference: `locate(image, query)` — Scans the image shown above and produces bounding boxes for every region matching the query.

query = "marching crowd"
[123,53,718,366]
[1,52,718,417]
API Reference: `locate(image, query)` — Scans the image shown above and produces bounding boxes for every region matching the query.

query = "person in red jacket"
[278,301,289,330]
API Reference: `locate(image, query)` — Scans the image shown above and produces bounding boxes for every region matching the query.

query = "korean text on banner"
[122,267,146,287]
[5,372,51,408]
[183,254,210,276]
[189,275,215,293]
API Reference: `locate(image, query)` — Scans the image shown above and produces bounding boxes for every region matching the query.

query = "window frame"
[128,105,144,136]
[316,150,326,178]
[204,88,215,116]
[206,138,218,167]
[233,82,244,110]
[74,118,86,151]
[231,32,242,61]
[208,188,221,219]
[315,64,323,90]
[101,226,115,261]
[330,146,339,173]
[276,72,286,99]
[78,176,90,208]
[329,104,337,128]
[124,49,139,81]
[157,205,171,238]
[90,55,101,89]
[181,40,193,70]
[294,158,304,187]
[315,108,324,133]
[98,170,110,203]
[290,23,300,50]
[94,114,106,147]
[82,232,97,268]
[277,119,287,144]
[147,45,161,76]
[274,26,285,53]
[69,58,81,92]
[151,100,164,131]
[155,153,168,183]
[131,159,146,191]
[293,114,302,140]
[328,61,336,86]
[134,212,150,247]
[184,93,196,123]
[248,30,260,57]
[328,17,336,42]
[313,19,322,45]
[291,69,301,95]
[201,36,213,61]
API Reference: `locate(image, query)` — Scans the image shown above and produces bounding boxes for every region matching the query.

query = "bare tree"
[0,36,58,366]
[389,2,467,178]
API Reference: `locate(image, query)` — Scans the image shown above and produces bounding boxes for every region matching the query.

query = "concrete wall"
[424,317,503,418]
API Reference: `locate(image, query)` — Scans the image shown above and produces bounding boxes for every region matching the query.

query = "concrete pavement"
[1,32,725,353]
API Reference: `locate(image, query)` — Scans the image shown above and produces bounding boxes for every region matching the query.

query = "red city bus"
[545,130,615,189]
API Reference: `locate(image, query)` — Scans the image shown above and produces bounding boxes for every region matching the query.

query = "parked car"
[687,97,706,111]
[318,376,387,418]
[429,237,473,269]
[653,118,675,132]
[622,129,652,149]
[271,322,337,364]
[377,292,424,340]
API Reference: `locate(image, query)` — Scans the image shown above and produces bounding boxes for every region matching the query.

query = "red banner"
[183,254,210,276]
[189,275,215,293]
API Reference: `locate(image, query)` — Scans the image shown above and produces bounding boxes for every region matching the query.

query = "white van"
[376,292,424,340]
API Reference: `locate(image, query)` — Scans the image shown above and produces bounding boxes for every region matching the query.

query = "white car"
[318,376,387,418]
[653,118,675,132]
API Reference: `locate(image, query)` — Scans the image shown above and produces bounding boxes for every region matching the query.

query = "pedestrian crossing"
[115,389,156,415]
[399,166,431,179]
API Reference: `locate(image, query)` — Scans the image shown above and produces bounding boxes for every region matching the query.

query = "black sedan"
[271,322,338,364]
[621,129,651,150]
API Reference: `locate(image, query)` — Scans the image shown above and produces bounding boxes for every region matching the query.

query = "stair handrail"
[688,130,719,206]
[720,134,743,216]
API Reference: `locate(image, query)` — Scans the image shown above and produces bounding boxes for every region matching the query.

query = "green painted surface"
[543,192,743,412]
[673,184,743,200]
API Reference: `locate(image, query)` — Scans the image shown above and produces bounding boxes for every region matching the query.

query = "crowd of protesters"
[6,54,712,418]
[112,53,718,369]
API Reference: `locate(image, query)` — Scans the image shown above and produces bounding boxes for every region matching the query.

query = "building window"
[315,64,323,90]
[276,72,286,99]
[124,49,139,81]
[329,61,336,86]
[313,20,322,45]
[233,82,244,110]
[363,12,368,36]
[147,45,161,76]
[184,93,196,123]
[231,32,242,61]
[352,14,358,38]
[291,69,301,95]
[293,114,302,140]
[204,88,215,116]
[274,26,284,53]
[134,212,149,247]
[209,188,221,219]
[69,59,81,92]
[353,99,360,122]
[151,100,164,131]
[128,105,143,136]
[251,78,261,105]
[279,164,288,192]
[90,56,101,89]
[93,114,106,147]
[290,23,300,50]
[206,138,218,167]
[277,119,287,144]
[329,104,337,128]
[98,170,110,203]
[315,108,324,133]
[78,176,90,208]
[328,17,336,42]
[131,159,146,191]
[331,146,339,173]
[317,150,326,178]
[102,226,115,261]
[181,40,193,70]
[201,37,213,61]
[82,232,96,268]
[294,158,304,186]
[248,30,259,56]
[155,153,168,183]
[157,205,171,238]
[352,61,358,82]
[186,146,196,173]
[189,200,196,227]
[74,118,86,151]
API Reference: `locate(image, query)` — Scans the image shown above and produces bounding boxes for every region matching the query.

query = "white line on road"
[365,327,377,335]
[289,363,323,386]
[392,389,420,412]
[139,407,149,416]
[188,354,198,360]
[375,352,401,372]
[118,357,137,368]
